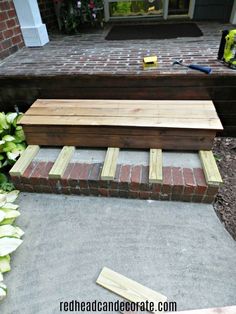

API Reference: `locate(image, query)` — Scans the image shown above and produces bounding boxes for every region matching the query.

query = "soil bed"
[213,137,236,240]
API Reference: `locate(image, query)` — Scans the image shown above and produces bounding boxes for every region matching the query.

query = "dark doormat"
[105,23,203,40]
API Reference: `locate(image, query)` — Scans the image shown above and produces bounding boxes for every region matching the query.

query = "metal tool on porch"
[172,59,212,74]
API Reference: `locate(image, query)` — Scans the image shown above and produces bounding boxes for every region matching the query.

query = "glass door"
[168,0,190,16]
[108,0,164,19]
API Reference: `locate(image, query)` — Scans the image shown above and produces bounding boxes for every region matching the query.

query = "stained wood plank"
[26,107,218,119]
[101,148,119,180]
[199,150,223,186]
[24,132,215,150]
[32,99,215,109]
[96,267,167,313]
[19,115,223,130]
[149,149,163,183]
[121,306,236,314]
[174,306,236,314]
[9,145,40,176]
[48,146,75,179]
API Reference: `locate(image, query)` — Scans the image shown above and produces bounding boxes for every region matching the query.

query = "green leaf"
[0,256,11,273]
[0,212,5,224]
[7,151,20,161]
[0,218,16,226]
[0,194,6,208]
[0,282,7,301]
[0,209,20,219]
[6,113,18,124]
[2,135,15,142]
[2,142,16,153]
[0,225,23,238]
[0,237,22,256]
[0,237,23,256]
[0,272,3,282]
[5,190,19,203]
[0,113,8,130]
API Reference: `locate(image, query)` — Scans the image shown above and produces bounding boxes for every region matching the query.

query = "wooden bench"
[19,99,223,150]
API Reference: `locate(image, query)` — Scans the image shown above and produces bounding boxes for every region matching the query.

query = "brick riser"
[10,161,219,203]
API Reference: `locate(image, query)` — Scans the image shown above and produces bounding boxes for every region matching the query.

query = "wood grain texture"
[173,306,236,314]
[199,150,223,186]
[24,131,215,150]
[19,99,222,150]
[9,145,40,176]
[96,267,167,313]
[149,149,163,183]
[48,146,75,179]
[101,148,119,180]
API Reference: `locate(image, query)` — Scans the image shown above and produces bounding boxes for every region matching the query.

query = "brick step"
[9,146,222,203]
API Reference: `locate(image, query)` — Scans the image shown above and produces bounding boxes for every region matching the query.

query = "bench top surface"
[19,99,223,130]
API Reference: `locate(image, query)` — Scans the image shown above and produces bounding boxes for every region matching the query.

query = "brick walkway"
[0,21,236,76]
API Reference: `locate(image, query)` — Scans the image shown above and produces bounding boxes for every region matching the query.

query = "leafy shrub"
[0,112,26,170]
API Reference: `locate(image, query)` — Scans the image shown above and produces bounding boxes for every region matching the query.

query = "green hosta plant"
[0,112,26,169]
[0,190,24,301]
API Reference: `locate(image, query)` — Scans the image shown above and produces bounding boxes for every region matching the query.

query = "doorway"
[104,0,195,21]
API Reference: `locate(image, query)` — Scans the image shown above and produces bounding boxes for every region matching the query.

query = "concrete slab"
[1,194,235,314]
[34,148,202,168]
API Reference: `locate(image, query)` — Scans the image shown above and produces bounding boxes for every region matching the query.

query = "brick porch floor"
[0,21,236,135]
[0,21,236,76]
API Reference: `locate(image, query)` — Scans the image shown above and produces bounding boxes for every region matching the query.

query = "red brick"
[140,165,149,191]
[129,190,139,198]
[183,168,196,194]
[119,165,131,190]
[0,12,8,20]
[90,188,99,196]
[88,163,102,188]
[98,188,109,197]
[172,167,184,194]
[110,164,121,190]
[109,189,119,197]
[130,165,141,191]
[68,163,81,186]
[10,175,20,185]
[181,194,193,202]
[0,2,10,11]
[11,34,22,45]
[139,191,151,200]
[193,168,207,195]
[3,29,13,39]
[162,167,173,194]
[78,163,92,189]
[21,162,38,184]
[8,9,17,19]
[39,185,52,194]
[6,18,16,28]
[0,21,7,32]
[202,195,216,204]
[152,183,161,193]
[13,26,21,35]
[192,195,204,203]
[119,190,129,198]
[61,163,75,187]
[22,184,34,193]
[150,193,160,200]
[40,162,54,185]
[61,187,71,195]
[30,162,47,185]
[70,187,80,195]
[207,185,219,196]
[2,39,11,49]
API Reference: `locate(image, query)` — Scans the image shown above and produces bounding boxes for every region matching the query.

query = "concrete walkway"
[1,193,236,314]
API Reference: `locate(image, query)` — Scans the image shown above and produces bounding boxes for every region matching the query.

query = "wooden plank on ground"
[120,305,236,314]
[48,146,75,179]
[96,267,167,313]
[199,150,223,186]
[149,149,163,183]
[172,306,236,314]
[101,148,119,180]
[9,145,40,176]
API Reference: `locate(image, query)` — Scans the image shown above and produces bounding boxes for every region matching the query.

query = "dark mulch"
[213,137,236,240]
[105,23,203,40]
